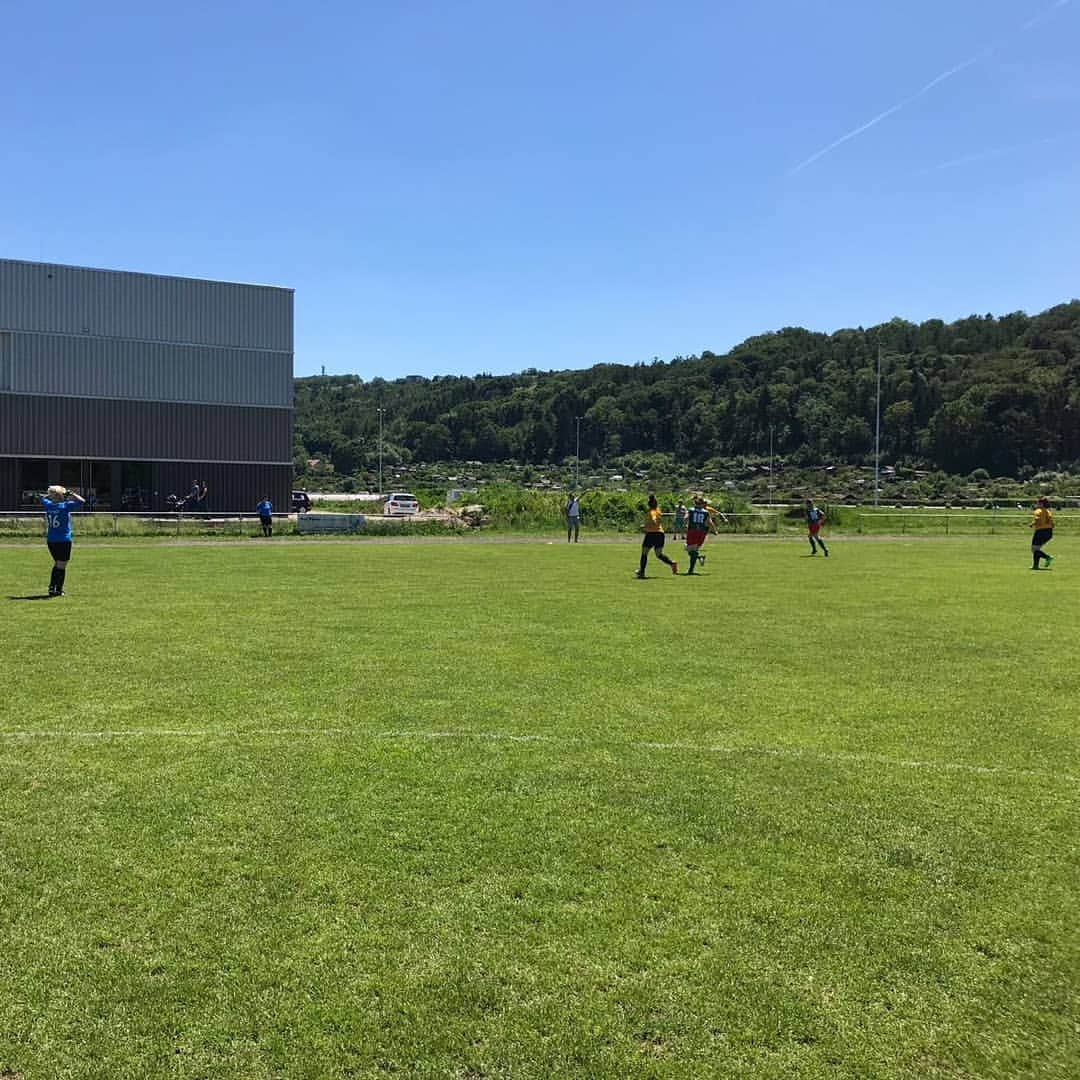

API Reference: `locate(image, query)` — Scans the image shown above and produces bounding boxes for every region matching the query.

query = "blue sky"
[3,0,1077,379]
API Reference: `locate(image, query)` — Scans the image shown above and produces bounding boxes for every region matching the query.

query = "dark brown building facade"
[0,259,294,511]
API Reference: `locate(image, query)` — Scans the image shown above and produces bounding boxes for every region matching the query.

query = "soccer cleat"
[636,571,646,579]
[1045,554,1054,565]
[671,562,678,575]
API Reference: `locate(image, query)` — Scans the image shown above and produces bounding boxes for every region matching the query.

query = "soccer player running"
[41,485,85,597]
[637,494,678,578]
[256,495,274,537]
[684,495,716,575]
[805,499,829,557]
[1030,495,1055,570]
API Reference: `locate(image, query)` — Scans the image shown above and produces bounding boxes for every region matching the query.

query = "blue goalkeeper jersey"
[42,497,80,542]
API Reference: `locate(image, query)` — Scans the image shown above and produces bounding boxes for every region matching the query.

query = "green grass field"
[2,535,1078,1079]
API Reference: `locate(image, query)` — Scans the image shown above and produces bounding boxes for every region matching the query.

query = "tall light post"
[768,424,774,506]
[874,344,882,508]
[574,416,583,490]
[377,406,385,497]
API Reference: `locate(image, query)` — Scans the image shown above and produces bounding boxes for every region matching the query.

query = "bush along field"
[2,489,1075,545]
[1,535,1078,1079]
[452,485,764,534]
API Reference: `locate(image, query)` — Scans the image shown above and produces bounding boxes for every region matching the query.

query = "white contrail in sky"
[912,132,1079,175]
[1024,0,1070,31]
[789,52,988,175]
[789,0,1072,175]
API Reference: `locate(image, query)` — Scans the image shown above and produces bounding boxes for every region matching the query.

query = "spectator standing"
[256,495,274,537]
[673,502,687,541]
[566,493,581,543]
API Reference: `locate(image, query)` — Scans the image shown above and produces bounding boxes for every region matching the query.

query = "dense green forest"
[294,301,1080,482]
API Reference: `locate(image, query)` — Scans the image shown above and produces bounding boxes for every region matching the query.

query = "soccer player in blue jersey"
[806,499,829,556]
[684,495,716,575]
[41,485,85,597]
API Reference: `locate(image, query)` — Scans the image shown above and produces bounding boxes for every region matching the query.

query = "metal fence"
[855,512,1066,535]
[0,511,292,539]
[711,512,780,534]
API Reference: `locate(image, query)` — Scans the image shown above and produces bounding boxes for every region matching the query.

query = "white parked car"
[384,492,419,516]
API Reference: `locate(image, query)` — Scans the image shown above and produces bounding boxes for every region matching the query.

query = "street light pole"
[769,424,774,506]
[377,407,384,498]
[874,344,882,509]
[574,416,582,490]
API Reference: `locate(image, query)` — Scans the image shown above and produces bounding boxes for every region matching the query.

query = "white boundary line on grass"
[0,726,1076,788]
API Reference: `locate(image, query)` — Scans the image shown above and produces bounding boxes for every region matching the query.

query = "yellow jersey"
[644,508,665,533]
[1032,506,1054,530]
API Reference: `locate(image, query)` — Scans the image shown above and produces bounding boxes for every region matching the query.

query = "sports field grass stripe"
[1,725,1077,788]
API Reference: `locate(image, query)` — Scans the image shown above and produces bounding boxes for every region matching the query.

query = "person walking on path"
[1031,496,1055,570]
[41,485,85,597]
[256,495,274,537]
[565,493,581,543]
[806,499,829,557]
[672,502,687,541]
[684,495,717,575]
[637,495,678,578]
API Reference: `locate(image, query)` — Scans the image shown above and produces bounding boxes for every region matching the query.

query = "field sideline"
[2,537,1078,1078]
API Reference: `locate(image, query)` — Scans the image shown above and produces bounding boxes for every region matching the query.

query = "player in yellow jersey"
[637,494,678,578]
[1030,496,1055,569]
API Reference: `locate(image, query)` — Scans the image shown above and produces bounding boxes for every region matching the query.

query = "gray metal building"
[0,259,294,511]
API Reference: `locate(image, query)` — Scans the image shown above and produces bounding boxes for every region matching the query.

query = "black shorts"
[48,540,73,562]
[1032,528,1053,547]
[642,532,665,551]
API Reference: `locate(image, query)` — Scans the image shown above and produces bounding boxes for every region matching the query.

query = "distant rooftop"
[0,257,293,293]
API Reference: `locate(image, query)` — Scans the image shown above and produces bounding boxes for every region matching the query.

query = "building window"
[121,462,152,511]
[19,458,48,506]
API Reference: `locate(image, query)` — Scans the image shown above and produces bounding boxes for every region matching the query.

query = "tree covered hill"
[294,302,1080,481]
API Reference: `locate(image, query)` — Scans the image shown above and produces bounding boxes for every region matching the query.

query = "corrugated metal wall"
[0,332,10,390]
[0,259,292,351]
[0,260,295,511]
[7,332,292,406]
[0,394,292,463]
